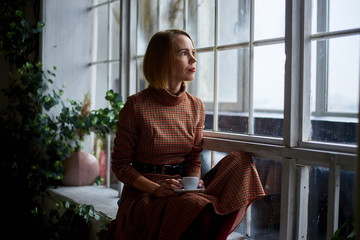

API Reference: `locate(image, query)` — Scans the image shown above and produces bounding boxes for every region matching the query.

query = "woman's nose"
[190,55,196,64]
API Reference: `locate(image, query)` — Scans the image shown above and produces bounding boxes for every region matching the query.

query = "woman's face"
[170,34,197,85]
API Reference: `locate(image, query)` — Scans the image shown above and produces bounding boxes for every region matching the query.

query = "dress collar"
[148,82,187,106]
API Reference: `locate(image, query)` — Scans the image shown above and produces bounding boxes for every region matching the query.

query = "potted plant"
[61,90,123,186]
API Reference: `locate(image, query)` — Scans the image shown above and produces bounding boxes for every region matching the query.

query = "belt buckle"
[162,165,171,174]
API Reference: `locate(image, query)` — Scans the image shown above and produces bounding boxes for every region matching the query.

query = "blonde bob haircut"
[143,29,196,89]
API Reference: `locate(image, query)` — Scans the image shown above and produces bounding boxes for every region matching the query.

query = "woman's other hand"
[198,179,204,188]
[152,179,182,198]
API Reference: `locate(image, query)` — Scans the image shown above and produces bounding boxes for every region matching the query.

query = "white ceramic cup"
[182,176,199,190]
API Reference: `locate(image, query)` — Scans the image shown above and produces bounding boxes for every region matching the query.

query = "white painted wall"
[41,0,93,152]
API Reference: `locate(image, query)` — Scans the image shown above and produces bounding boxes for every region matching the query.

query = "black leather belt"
[132,162,187,176]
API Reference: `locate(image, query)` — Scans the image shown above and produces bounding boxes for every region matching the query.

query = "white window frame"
[119,0,359,239]
[90,0,122,189]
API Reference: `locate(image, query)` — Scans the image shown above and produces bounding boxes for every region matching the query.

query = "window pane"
[310,37,358,144]
[328,36,359,113]
[187,51,214,131]
[253,44,285,112]
[94,63,108,109]
[109,1,120,60]
[191,52,214,103]
[254,0,285,40]
[308,167,355,240]
[312,0,360,34]
[95,5,109,62]
[137,0,158,55]
[187,0,215,48]
[218,0,250,45]
[253,44,284,138]
[137,58,147,91]
[250,158,281,238]
[338,170,356,236]
[159,0,184,31]
[218,48,249,134]
[200,150,227,173]
[329,0,360,31]
[308,166,328,240]
[109,62,120,94]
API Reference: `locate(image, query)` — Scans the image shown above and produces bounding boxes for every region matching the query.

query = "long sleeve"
[185,99,205,174]
[111,97,142,185]
[185,99,205,175]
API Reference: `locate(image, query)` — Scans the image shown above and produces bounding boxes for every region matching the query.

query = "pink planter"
[62,151,100,186]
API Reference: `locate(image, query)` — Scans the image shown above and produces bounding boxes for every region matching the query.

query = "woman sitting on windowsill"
[105,29,265,240]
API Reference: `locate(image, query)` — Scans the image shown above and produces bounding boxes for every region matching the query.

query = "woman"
[106,29,265,240]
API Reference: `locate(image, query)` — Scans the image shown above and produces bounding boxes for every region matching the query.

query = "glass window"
[125,0,359,238]
[94,5,109,62]
[253,43,285,112]
[308,167,355,239]
[137,0,158,55]
[327,36,359,113]
[159,0,184,30]
[135,0,286,137]
[217,48,249,134]
[254,0,285,40]
[189,51,214,103]
[110,1,121,60]
[93,63,108,109]
[187,0,215,48]
[312,0,360,34]
[91,0,121,189]
[310,0,359,145]
[251,157,281,239]
[218,0,249,45]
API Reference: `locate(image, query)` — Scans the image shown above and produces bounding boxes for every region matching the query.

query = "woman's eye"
[180,52,187,56]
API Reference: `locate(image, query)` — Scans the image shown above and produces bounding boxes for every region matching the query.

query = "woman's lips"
[188,68,196,72]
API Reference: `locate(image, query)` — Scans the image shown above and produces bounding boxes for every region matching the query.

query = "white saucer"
[173,188,205,193]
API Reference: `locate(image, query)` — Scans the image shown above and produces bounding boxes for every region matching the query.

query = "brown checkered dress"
[108,83,265,240]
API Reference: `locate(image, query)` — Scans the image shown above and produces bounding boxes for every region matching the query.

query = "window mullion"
[296,165,310,239]
[106,2,111,188]
[301,0,312,144]
[248,0,255,135]
[128,0,137,95]
[280,158,297,240]
[283,0,302,148]
[183,0,187,31]
[281,0,303,239]
[156,0,160,31]
[326,160,340,239]
[213,0,218,131]
[314,0,329,116]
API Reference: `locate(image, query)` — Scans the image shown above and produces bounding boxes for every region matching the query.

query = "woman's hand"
[152,179,182,198]
[198,179,204,188]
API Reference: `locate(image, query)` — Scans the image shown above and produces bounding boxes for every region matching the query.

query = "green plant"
[0,1,121,237]
[69,90,123,142]
[331,219,356,240]
[47,200,102,240]
[0,0,43,67]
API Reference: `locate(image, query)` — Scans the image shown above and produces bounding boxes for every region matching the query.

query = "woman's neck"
[167,81,182,95]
